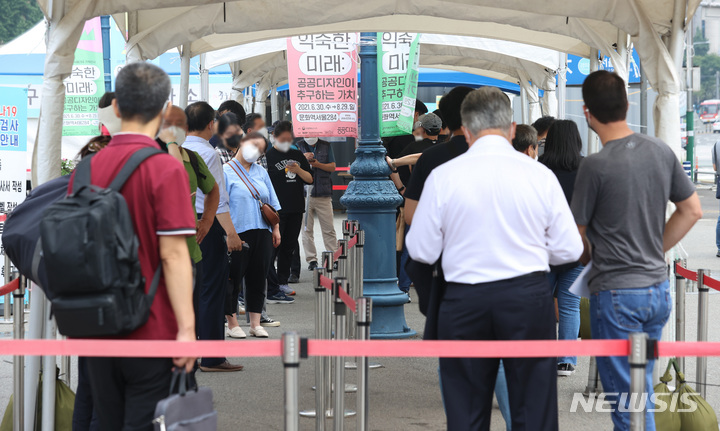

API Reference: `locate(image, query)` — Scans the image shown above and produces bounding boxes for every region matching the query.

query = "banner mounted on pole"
[378,33,421,137]
[63,18,105,137]
[287,33,359,138]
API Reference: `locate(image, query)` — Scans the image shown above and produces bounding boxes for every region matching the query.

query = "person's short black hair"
[538,120,583,171]
[438,86,474,131]
[582,70,628,124]
[114,63,171,124]
[241,132,268,153]
[243,113,263,133]
[217,113,239,136]
[433,109,446,130]
[512,125,538,153]
[98,92,115,109]
[531,116,555,137]
[185,102,215,132]
[273,120,293,137]
[218,100,246,122]
[415,99,428,115]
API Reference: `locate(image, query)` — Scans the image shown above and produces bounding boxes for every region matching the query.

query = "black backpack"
[40,147,163,337]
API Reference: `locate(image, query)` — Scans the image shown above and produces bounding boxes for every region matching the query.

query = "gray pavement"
[2,135,720,429]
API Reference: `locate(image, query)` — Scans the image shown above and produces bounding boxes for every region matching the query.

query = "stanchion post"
[336,240,349,340]
[356,297,372,431]
[628,332,648,431]
[13,275,24,431]
[322,251,334,416]
[310,268,327,428]
[696,269,708,399]
[282,332,301,431]
[4,253,12,322]
[674,259,686,374]
[333,278,348,431]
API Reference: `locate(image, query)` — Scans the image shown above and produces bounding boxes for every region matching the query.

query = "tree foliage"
[0,0,44,45]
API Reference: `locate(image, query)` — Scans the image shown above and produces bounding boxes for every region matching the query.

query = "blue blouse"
[224,159,282,233]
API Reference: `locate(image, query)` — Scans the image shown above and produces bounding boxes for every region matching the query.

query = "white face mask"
[163,125,187,145]
[97,106,121,136]
[305,137,318,146]
[275,141,292,153]
[258,127,269,139]
[414,134,423,142]
[241,144,260,163]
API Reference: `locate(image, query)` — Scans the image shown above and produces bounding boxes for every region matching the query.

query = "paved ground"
[2,133,720,430]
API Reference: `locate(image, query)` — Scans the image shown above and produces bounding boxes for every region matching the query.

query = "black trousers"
[192,260,203,333]
[438,273,558,431]
[72,357,99,431]
[290,246,301,277]
[228,229,273,314]
[197,217,228,367]
[86,357,173,431]
[267,212,303,295]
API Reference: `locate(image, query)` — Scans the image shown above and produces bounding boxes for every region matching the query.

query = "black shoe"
[308,261,318,271]
[557,363,576,376]
[716,251,720,258]
[288,274,300,283]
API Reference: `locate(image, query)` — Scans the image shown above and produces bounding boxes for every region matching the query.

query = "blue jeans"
[590,281,672,431]
[547,265,583,366]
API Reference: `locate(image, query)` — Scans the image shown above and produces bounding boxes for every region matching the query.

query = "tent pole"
[101,16,112,92]
[557,52,567,119]
[179,44,191,108]
[668,0,687,74]
[520,85,528,124]
[270,87,279,123]
[199,53,209,102]
[41,301,56,431]
[24,285,46,430]
[588,50,600,153]
[686,24,695,172]
[640,58,648,134]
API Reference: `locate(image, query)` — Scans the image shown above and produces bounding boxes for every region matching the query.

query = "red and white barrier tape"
[1,339,720,359]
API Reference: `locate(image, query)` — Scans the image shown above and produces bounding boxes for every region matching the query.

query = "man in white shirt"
[406,87,583,431]
[183,102,244,372]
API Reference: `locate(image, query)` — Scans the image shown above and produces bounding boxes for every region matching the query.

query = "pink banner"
[287,34,358,138]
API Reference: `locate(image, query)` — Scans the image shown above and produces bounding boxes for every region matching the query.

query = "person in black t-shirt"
[404,87,474,225]
[265,121,313,301]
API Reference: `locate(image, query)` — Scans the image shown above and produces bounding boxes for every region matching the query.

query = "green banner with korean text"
[62,18,105,137]
[378,33,421,137]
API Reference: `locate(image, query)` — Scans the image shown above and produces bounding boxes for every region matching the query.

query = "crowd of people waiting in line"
[67,62,702,431]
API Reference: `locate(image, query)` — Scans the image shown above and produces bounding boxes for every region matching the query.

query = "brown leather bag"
[228,160,280,227]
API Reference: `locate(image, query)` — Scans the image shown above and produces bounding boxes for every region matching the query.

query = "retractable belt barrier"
[673,260,720,400]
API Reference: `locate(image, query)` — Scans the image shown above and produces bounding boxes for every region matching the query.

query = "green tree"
[0,0,44,44]
[694,54,720,101]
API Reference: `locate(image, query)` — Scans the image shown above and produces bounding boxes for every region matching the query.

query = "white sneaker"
[226,326,247,339]
[249,326,269,338]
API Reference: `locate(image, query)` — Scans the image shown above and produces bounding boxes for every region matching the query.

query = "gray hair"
[512,124,538,153]
[460,87,513,135]
[115,62,171,124]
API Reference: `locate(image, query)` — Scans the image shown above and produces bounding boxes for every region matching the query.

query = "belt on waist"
[447,271,546,288]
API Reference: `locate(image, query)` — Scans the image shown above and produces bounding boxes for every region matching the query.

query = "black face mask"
[226,135,242,150]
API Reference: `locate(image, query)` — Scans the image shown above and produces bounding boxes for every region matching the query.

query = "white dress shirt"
[406,134,583,284]
[182,135,230,215]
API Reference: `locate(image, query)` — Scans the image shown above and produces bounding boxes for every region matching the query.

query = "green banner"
[62,18,105,137]
[378,33,421,137]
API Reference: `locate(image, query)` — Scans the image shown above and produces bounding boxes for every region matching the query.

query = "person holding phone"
[265,121,314,301]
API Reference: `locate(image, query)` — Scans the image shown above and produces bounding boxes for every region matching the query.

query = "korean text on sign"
[287,33,359,138]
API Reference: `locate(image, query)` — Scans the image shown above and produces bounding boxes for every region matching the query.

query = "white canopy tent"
[203,34,560,123]
[34,0,699,184]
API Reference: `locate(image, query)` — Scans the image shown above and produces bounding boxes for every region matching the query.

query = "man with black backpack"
[67,63,198,430]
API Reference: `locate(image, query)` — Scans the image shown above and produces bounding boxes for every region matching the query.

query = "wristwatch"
[397,186,405,193]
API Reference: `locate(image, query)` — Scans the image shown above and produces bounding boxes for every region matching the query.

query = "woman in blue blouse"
[224,133,281,338]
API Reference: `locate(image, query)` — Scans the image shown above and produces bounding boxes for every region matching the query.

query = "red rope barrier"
[347,235,358,249]
[339,286,357,313]
[0,339,719,359]
[0,278,19,296]
[332,185,348,191]
[333,247,343,261]
[675,262,698,281]
[702,274,720,292]
[319,274,333,291]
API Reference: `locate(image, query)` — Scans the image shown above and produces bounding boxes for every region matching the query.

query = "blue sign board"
[566,49,641,85]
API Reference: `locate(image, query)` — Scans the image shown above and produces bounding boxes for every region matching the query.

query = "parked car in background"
[713,119,720,133]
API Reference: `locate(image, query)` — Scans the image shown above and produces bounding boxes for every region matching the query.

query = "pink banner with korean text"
[287,34,358,138]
